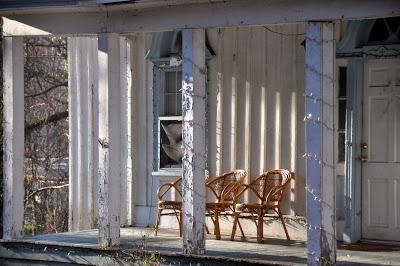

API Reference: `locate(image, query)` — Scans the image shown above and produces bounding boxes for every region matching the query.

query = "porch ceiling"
[1,0,400,36]
[1,228,399,265]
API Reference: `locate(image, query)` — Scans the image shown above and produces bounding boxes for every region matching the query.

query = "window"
[159,117,182,169]
[337,66,347,163]
[154,64,183,170]
[368,17,400,44]
[163,70,182,116]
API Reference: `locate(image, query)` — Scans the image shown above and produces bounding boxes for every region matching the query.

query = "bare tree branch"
[25,184,69,204]
[25,81,68,98]
[25,111,68,134]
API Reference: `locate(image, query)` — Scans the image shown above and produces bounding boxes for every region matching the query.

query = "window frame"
[335,59,348,176]
[152,59,183,172]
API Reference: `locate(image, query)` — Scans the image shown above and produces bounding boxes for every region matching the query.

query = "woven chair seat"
[158,200,182,209]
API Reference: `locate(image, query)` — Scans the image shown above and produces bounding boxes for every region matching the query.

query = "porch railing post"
[181,28,206,255]
[305,22,336,265]
[2,36,25,240]
[97,33,122,247]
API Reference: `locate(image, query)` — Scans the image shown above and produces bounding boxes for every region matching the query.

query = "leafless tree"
[23,36,69,235]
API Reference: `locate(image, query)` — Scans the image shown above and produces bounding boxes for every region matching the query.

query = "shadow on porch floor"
[2,227,399,265]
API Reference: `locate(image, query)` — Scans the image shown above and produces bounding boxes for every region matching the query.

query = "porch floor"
[6,227,400,265]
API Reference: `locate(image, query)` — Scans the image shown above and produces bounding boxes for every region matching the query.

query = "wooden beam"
[97,33,122,247]
[305,22,336,265]
[2,36,25,240]
[181,29,206,255]
[2,0,400,35]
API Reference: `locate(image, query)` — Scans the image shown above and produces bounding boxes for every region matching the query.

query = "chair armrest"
[232,183,251,203]
[157,182,182,201]
[265,185,284,204]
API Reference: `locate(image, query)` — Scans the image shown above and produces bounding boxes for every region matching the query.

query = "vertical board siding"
[206,25,306,215]
[130,25,307,217]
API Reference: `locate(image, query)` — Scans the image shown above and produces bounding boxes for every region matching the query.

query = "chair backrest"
[157,177,182,201]
[242,169,291,204]
[206,170,247,203]
[264,169,291,203]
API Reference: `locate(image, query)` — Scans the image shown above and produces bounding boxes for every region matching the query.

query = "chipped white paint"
[68,37,99,231]
[182,29,206,255]
[2,36,24,240]
[305,22,336,265]
[119,36,134,226]
[98,33,121,247]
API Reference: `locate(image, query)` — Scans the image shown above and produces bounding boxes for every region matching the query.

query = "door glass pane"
[338,132,346,162]
[339,67,347,97]
[338,99,346,131]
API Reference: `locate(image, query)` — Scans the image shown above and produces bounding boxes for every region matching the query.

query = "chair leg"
[257,210,264,243]
[214,211,221,240]
[172,208,181,236]
[179,211,183,237]
[206,224,211,234]
[237,219,245,237]
[230,213,238,241]
[155,209,162,236]
[277,208,290,240]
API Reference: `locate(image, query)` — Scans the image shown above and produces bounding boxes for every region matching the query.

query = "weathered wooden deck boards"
[0,227,399,265]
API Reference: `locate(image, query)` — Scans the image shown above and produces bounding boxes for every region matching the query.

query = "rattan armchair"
[206,169,247,240]
[155,177,182,237]
[230,169,292,243]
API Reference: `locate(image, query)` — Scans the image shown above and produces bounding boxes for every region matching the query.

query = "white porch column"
[119,36,133,226]
[68,37,99,231]
[97,33,121,247]
[181,29,206,255]
[305,22,336,265]
[2,36,25,240]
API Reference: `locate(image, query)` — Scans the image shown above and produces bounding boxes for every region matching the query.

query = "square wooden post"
[68,37,99,231]
[97,33,122,247]
[2,36,25,240]
[305,22,336,265]
[181,29,206,255]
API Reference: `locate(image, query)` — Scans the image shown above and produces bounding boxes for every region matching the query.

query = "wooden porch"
[1,227,398,265]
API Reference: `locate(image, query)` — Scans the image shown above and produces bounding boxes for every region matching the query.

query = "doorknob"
[360,156,368,162]
[361,143,368,149]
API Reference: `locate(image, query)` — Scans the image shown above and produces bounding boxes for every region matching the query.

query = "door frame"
[342,46,400,243]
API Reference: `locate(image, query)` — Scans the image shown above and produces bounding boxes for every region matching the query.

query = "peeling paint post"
[2,37,25,240]
[68,37,99,231]
[97,33,122,247]
[119,37,133,226]
[182,29,206,255]
[305,22,336,265]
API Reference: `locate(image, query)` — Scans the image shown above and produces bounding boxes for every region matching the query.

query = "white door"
[362,59,400,241]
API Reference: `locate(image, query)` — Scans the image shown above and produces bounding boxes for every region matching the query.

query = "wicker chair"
[206,169,247,240]
[230,169,292,243]
[155,177,182,237]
